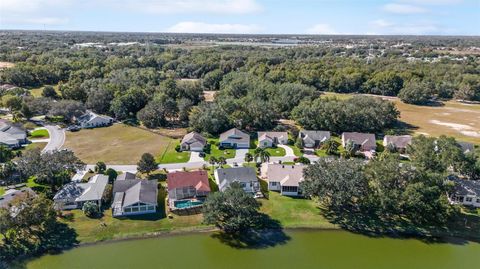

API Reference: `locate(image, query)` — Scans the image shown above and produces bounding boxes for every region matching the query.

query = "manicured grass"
[29,129,49,138]
[63,124,174,164]
[288,145,303,157]
[157,142,190,164]
[20,142,48,152]
[260,191,337,229]
[204,139,236,161]
[29,85,61,98]
[0,187,4,196]
[315,149,329,157]
[248,146,286,157]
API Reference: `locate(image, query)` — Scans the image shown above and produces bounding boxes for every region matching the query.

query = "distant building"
[261,163,305,196]
[112,179,158,217]
[458,141,475,154]
[180,132,207,152]
[53,175,109,210]
[298,130,331,148]
[77,111,113,129]
[214,167,260,195]
[167,170,211,210]
[258,131,288,148]
[383,135,412,152]
[341,132,376,152]
[0,120,27,149]
[448,177,480,208]
[0,187,36,209]
[219,128,250,149]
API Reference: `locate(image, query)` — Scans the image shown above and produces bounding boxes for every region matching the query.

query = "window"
[131,207,139,212]
[147,206,154,211]
[140,206,147,211]
[270,182,278,186]
[466,197,473,202]
[282,186,298,193]
[477,199,480,203]
[125,208,132,213]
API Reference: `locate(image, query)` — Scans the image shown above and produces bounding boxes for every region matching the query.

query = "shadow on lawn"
[211,213,290,249]
[321,205,480,245]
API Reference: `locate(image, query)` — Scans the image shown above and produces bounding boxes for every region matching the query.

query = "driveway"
[278,144,295,157]
[188,152,204,163]
[42,125,65,153]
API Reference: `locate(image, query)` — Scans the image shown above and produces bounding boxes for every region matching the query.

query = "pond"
[20,230,480,269]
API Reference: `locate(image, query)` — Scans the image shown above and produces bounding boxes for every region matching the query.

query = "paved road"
[42,125,66,153]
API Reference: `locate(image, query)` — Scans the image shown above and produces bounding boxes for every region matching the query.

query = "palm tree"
[344,140,357,158]
[217,156,227,167]
[244,152,253,163]
[321,139,340,155]
[209,156,218,172]
[254,148,271,164]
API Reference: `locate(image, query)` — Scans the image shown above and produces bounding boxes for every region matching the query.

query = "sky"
[0,0,479,35]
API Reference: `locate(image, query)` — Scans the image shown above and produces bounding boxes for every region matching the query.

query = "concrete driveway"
[42,125,65,153]
[188,152,204,163]
[278,144,295,157]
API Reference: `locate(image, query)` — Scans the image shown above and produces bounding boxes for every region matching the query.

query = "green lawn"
[204,139,236,161]
[315,149,329,157]
[29,129,49,139]
[157,142,190,164]
[248,146,286,157]
[0,187,4,196]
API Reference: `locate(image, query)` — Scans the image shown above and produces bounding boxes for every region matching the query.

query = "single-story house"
[341,132,377,152]
[214,167,261,195]
[0,187,36,209]
[448,177,480,208]
[112,179,158,217]
[53,175,109,210]
[167,170,211,210]
[261,163,305,196]
[458,141,475,154]
[180,132,207,152]
[383,135,412,152]
[0,121,27,149]
[116,172,137,181]
[77,111,113,129]
[298,130,331,148]
[219,128,250,149]
[258,131,288,148]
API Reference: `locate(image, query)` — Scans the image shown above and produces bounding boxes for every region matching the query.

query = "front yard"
[29,129,49,139]
[63,124,174,164]
[249,146,286,157]
[156,141,191,164]
[204,139,236,161]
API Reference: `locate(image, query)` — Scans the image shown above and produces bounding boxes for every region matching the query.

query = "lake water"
[22,230,480,269]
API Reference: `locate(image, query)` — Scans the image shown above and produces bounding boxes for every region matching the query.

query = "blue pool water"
[174,199,204,209]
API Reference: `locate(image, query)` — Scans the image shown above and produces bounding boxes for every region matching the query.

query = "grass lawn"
[204,139,236,161]
[248,146,286,157]
[0,187,4,195]
[17,142,48,153]
[315,149,329,157]
[157,141,190,164]
[63,124,174,164]
[29,84,61,98]
[29,129,49,139]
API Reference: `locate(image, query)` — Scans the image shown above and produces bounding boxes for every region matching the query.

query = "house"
[341,132,377,151]
[383,135,412,152]
[112,179,158,217]
[448,177,480,208]
[180,132,207,152]
[458,141,475,154]
[53,175,109,210]
[258,131,288,148]
[219,128,250,149]
[298,130,331,148]
[0,120,27,149]
[261,163,305,196]
[116,172,137,181]
[214,167,261,195]
[0,187,36,209]
[167,170,211,210]
[77,111,113,129]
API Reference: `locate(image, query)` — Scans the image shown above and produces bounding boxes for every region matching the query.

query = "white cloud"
[305,24,338,35]
[0,0,71,13]
[166,21,262,34]
[399,0,462,4]
[371,19,394,28]
[115,0,261,15]
[383,3,427,14]
[370,19,441,35]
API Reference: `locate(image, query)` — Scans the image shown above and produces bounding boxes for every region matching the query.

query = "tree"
[2,95,22,112]
[189,102,232,135]
[217,156,227,167]
[48,99,86,123]
[82,201,100,218]
[343,140,357,158]
[244,152,253,163]
[301,158,368,208]
[203,182,261,234]
[203,69,224,90]
[321,139,340,155]
[95,162,106,174]
[16,149,85,191]
[295,136,304,149]
[105,168,118,183]
[137,153,157,175]
[295,156,311,165]
[0,145,14,163]
[42,86,58,98]
[254,148,270,163]
[398,81,432,105]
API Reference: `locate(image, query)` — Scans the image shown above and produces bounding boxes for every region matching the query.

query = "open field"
[63,124,174,164]
[0,61,15,69]
[323,92,480,144]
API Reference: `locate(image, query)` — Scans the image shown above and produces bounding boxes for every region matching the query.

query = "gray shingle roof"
[113,179,158,207]
[384,135,412,149]
[181,132,207,146]
[0,188,36,209]
[116,172,137,181]
[53,174,108,202]
[219,128,250,145]
[299,130,331,143]
[215,167,257,191]
[450,177,480,197]
[342,132,376,150]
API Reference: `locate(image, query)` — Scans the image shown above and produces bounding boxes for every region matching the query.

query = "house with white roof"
[0,120,27,149]
[214,167,261,196]
[448,177,480,208]
[53,174,109,210]
[180,132,207,152]
[219,128,250,149]
[112,179,158,217]
[261,163,305,196]
[77,111,113,129]
[298,130,331,148]
[258,131,288,148]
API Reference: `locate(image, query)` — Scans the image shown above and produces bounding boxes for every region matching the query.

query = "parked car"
[66,125,80,132]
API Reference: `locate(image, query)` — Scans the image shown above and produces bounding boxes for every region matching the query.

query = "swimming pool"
[174,199,204,209]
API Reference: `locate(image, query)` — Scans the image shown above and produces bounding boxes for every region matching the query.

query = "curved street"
[42,125,66,153]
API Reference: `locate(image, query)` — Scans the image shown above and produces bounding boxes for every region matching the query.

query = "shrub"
[175,144,181,152]
[82,201,100,218]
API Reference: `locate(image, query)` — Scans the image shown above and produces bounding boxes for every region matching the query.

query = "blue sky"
[0,0,479,35]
